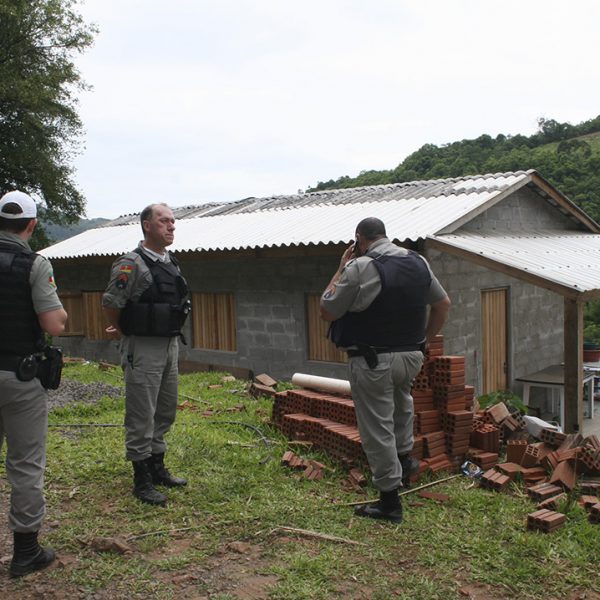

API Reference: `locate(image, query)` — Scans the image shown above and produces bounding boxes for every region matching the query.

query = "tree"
[0,0,96,227]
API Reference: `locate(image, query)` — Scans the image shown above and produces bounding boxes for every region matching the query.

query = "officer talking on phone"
[320,217,450,523]
[0,190,68,577]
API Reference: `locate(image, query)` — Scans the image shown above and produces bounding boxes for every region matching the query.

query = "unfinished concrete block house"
[41,170,600,432]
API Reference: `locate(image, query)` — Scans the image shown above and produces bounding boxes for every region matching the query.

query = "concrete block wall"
[461,186,582,232]
[425,247,564,403]
[177,253,347,380]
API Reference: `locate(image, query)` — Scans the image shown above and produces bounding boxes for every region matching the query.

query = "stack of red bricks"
[272,388,364,464]
[271,335,480,481]
[411,336,479,478]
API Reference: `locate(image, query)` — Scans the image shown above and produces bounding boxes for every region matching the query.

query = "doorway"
[481,288,509,394]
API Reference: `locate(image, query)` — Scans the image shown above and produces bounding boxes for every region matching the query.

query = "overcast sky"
[73,0,600,218]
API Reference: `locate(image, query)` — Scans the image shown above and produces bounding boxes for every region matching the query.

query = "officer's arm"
[38,308,68,336]
[103,306,122,333]
[425,295,451,342]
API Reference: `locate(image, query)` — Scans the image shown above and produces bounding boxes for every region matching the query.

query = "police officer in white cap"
[0,190,68,577]
[102,203,190,506]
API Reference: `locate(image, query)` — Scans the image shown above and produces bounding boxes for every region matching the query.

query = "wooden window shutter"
[192,292,236,351]
[306,294,346,363]
[58,292,84,336]
[82,292,112,340]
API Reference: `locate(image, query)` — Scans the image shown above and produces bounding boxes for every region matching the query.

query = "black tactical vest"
[329,251,431,349]
[0,242,45,356]
[118,249,190,337]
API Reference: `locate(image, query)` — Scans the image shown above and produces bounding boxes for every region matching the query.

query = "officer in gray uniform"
[102,203,190,506]
[0,190,68,577]
[320,217,450,523]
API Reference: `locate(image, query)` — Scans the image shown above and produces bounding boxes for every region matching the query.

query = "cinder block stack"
[470,424,500,454]
[444,410,473,456]
[423,431,446,458]
[506,439,528,463]
[464,385,475,410]
[272,388,366,464]
[410,336,474,472]
[527,482,563,502]
[413,389,435,412]
[468,450,499,471]
[526,509,566,533]
[480,468,511,491]
[416,409,441,434]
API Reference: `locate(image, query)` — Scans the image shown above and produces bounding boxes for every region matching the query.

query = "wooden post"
[563,297,583,433]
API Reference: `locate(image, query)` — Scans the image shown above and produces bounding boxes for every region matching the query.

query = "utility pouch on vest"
[37,346,63,390]
[16,355,38,382]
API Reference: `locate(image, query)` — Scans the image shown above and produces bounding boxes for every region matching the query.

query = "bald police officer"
[0,191,68,577]
[320,217,450,523]
[102,203,190,506]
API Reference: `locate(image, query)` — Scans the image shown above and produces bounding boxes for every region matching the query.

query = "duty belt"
[346,345,422,357]
[0,355,23,372]
[346,343,424,369]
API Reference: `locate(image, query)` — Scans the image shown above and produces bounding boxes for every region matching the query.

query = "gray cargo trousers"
[0,372,48,532]
[348,350,424,492]
[120,336,179,461]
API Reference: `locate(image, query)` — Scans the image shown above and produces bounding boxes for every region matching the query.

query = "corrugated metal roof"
[431,231,600,294]
[102,171,529,227]
[41,171,533,259]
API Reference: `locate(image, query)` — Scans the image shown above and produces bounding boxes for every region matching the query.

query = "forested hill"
[311,115,600,222]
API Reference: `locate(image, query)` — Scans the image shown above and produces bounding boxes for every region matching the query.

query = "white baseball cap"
[0,190,37,219]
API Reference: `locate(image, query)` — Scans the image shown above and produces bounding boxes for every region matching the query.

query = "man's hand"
[103,306,123,339]
[105,325,121,339]
[339,243,356,271]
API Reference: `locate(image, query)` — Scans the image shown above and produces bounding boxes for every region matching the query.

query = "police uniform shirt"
[0,231,63,315]
[321,238,448,320]
[102,242,170,310]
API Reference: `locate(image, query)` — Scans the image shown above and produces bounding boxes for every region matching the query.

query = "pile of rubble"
[481,427,600,530]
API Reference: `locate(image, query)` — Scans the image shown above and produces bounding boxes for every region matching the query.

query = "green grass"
[2,361,599,599]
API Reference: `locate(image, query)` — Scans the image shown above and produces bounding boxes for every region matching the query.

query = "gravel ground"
[47,379,123,411]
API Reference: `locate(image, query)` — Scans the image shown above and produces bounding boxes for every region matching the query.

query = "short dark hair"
[140,204,155,236]
[0,202,33,233]
[356,217,386,241]
[139,203,170,236]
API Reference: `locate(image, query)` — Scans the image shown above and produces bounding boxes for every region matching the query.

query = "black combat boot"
[399,453,420,488]
[132,460,167,506]
[354,488,403,523]
[10,531,56,578]
[148,453,187,487]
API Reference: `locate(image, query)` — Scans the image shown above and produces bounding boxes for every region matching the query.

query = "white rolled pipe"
[291,373,352,396]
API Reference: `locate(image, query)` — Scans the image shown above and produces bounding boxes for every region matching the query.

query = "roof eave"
[426,235,586,300]
[527,170,600,233]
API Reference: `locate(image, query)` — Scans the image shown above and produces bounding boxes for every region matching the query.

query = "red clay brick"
[549,459,577,491]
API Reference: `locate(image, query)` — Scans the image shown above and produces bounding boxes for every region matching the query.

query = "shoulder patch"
[323,286,336,299]
[116,273,129,289]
